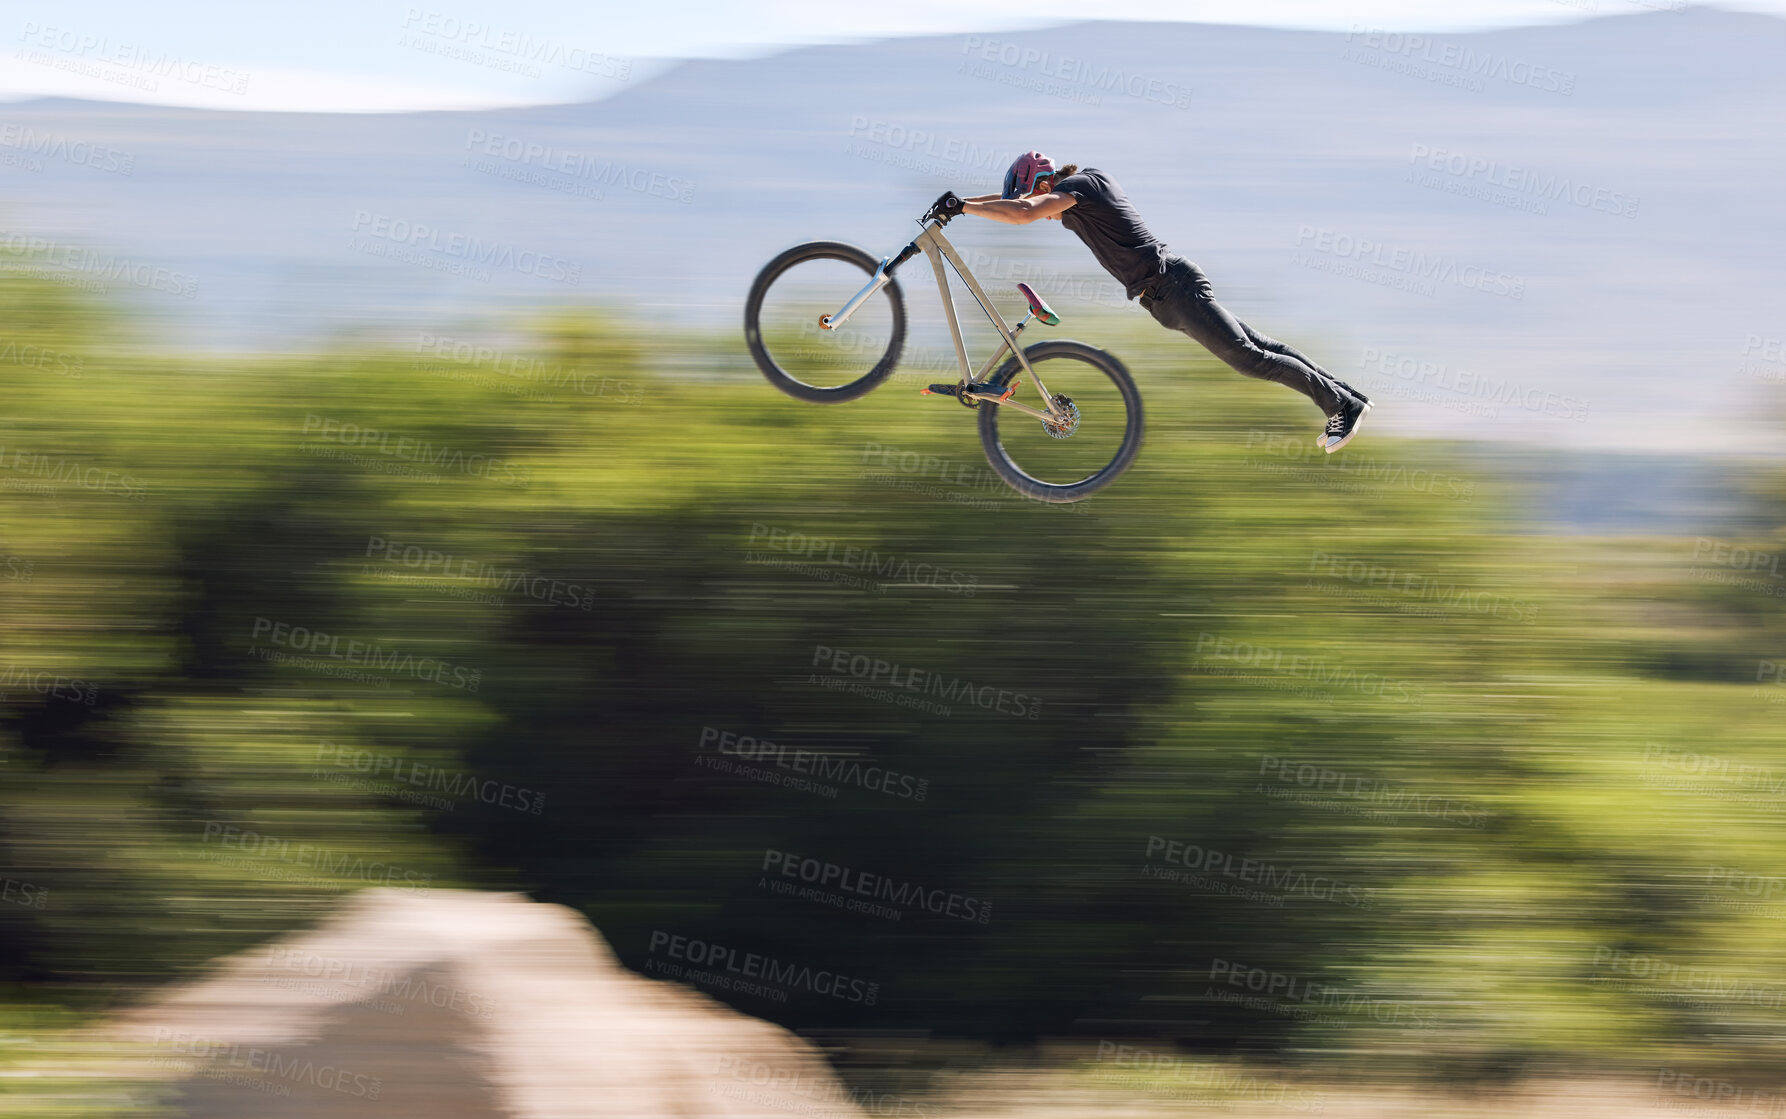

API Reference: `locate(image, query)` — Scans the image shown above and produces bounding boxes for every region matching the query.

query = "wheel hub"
[1043,395,1079,439]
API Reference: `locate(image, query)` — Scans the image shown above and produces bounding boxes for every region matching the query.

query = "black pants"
[1138,255,1351,416]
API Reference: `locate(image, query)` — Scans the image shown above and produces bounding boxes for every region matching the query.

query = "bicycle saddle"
[1016,282,1060,326]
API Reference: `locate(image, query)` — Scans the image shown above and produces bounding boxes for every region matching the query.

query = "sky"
[4,0,1783,113]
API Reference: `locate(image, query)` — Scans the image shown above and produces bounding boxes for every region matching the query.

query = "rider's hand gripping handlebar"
[925,191,965,225]
[879,193,966,278]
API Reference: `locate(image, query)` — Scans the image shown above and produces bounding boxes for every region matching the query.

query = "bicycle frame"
[820,222,1063,424]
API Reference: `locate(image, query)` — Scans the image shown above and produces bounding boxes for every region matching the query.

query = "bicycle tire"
[743,241,906,404]
[977,340,1144,503]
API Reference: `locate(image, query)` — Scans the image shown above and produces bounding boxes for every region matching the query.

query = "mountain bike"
[743,191,1143,504]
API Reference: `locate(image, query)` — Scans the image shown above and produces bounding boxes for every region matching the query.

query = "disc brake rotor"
[1043,395,1079,439]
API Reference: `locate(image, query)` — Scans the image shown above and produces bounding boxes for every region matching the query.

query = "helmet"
[1001,151,1057,199]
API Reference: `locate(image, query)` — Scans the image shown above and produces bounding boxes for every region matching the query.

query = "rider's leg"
[1141,259,1358,416]
[1238,321,1370,404]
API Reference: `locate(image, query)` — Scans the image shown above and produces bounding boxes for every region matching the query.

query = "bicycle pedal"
[923,383,961,397]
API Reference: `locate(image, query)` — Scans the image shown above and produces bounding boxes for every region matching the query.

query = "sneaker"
[1320,398,1370,454]
[1314,381,1370,444]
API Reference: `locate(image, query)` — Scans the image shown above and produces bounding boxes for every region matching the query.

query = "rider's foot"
[1314,381,1370,443]
[1320,398,1370,454]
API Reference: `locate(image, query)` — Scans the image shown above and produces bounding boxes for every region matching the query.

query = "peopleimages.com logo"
[1341,26,1576,96]
[761,848,993,924]
[1144,835,1375,908]
[0,124,134,176]
[364,535,592,611]
[809,643,1043,719]
[199,823,432,890]
[0,231,197,299]
[461,128,692,203]
[958,35,1191,109]
[748,523,978,595]
[16,22,251,95]
[1293,226,1525,299]
[312,741,545,815]
[1407,143,1638,218]
[301,415,530,487]
[250,617,481,693]
[1,878,49,910]
[697,726,929,801]
[348,212,581,286]
[645,931,880,1005]
[399,10,632,80]
[150,1029,380,1099]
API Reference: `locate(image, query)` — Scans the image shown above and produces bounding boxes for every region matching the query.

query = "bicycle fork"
[817,257,892,332]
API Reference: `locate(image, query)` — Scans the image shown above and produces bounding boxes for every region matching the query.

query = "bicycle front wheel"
[977,340,1143,503]
[744,241,905,403]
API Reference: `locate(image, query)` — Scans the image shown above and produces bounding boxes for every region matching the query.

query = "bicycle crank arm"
[819,257,891,330]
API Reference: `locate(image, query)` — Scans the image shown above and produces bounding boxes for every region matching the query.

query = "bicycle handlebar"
[923,190,964,225]
[883,192,964,276]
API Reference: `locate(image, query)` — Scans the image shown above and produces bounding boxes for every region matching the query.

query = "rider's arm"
[961,193,1002,203]
[964,193,1077,225]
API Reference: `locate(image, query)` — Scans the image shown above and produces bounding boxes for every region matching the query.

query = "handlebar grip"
[926,191,964,224]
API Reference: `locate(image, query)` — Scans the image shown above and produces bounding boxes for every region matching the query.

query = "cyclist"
[958,151,1370,453]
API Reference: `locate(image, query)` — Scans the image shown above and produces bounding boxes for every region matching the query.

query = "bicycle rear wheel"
[744,241,905,403]
[977,340,1143,503]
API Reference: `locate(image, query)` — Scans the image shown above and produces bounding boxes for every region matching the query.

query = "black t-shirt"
[1053,168,1170,300]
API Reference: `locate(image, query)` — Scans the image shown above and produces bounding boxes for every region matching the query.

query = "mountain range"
[3,6,1784,454]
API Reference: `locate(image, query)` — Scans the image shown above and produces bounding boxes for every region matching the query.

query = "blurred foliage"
[1,264,1784,1092]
